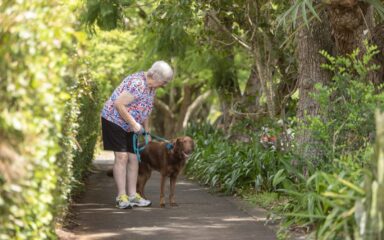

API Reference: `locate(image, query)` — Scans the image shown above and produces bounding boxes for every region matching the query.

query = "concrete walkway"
[69,151,276,240]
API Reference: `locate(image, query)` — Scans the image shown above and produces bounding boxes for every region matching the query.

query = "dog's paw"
[160,203,166,208]
[170,202,178,207]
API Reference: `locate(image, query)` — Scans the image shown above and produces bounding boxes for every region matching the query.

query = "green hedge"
[0,1,109,239]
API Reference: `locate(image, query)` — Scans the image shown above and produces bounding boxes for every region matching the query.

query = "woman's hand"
[132,121,143,133]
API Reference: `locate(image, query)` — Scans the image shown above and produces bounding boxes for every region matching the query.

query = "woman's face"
[148,76,168,88]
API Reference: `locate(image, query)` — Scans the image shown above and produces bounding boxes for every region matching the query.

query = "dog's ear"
[175,138,182,145]
[174,138,183,153]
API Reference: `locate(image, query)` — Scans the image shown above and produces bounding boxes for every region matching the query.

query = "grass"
[241,190,284,210]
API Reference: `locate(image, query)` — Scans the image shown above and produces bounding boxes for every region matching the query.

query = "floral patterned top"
[101,71,155,132]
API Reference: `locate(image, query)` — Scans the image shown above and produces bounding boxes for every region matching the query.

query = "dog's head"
[173,136,195,159]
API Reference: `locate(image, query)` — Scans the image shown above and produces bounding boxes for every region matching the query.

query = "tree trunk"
[327,1,374,55]
[153,98,175,138]
[240,65,262,114]
[295,11,333,167]
[182,91,212,129]
[371,22,384,86]
[175,84,193,133]
[254,46,276,118]
[204,10,241,132]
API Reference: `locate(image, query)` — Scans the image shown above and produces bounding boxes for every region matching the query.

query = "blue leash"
[132,131,173,162]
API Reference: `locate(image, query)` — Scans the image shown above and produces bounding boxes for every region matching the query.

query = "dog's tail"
[106,169,113,177]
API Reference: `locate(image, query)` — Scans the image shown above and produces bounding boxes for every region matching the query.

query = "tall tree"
[295,11,333,166]
[282,0,384,167]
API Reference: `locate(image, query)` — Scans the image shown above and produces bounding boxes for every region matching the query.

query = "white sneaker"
[115,194,132,209]
[129,193,151,207]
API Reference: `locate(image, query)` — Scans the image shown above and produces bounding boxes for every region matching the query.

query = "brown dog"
[106,136,195,207]
[138,136,195,207]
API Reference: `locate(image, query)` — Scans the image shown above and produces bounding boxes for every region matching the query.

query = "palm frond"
[365,0,384,20]
[277,0,322,30]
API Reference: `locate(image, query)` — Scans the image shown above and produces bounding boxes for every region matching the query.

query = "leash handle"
[133,130,149,162]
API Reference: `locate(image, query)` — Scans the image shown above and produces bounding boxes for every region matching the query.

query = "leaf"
[334,175,365,195]
[272,169,286,187]
[305,0,321,22]
[284,212,326,219]
[365,0,384,20]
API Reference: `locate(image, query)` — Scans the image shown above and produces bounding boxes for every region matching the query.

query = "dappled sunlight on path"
[69,152,276,240]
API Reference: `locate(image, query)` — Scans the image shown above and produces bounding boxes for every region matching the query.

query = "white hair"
[147,60,174,83]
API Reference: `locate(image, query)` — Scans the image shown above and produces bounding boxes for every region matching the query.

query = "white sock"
[129,193,136,199]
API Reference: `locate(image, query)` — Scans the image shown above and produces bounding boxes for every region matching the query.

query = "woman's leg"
[127,152,138,196]
[114,152,129,196]
[126,152,151,206]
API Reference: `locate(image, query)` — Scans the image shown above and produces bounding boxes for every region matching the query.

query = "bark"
[204,9,242,131]
[327,1,374,55]
[153,84,207,137]
[244,0,276,119]
[296,10,333,167]
[254,46,276,118]
[153,98,175,138]
[240,65,262,114]
[175,85,193,133]
[371,22,384,86]
[275,74,298,118]
[182,91,212,129]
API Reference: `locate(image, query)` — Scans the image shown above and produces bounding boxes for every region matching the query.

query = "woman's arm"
[113,91,142,133]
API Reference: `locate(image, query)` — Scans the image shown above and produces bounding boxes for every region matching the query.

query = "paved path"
[69,151,276,240]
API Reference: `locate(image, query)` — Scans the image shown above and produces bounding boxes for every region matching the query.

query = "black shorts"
[101,117,137,153]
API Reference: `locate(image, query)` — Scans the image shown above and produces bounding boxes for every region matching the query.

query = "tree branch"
[206,11,252,50]
[154,99,175,119]
[182,91,212,128]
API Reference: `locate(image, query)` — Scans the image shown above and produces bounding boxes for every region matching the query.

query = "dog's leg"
[137,164,151,199]
[169,175,178,207]
[137,173,146,199]
[160,174,166,208]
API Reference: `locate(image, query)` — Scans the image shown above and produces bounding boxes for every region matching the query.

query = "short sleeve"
[123,77,145,100]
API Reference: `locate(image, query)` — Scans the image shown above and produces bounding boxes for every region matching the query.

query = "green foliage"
[83,0,128,31]
[70,30,140,189]
[365,0,384,20]
[305,43,383,159]
[278,0,384,30]
[362,111,384,239]
[0,1,79,238]
[275,45,383,238]
[243,191,282,211]
[276,152,369,239]
[186,43,383,237]
[0,1,111,239]
[84,30,137,86]
[185,123,292,194]
[278,0,321,29]
[71,73,111,190]
[143,0,199,60]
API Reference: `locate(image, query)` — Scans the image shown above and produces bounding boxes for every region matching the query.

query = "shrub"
[0,1,79,238]
[185,123,292,194]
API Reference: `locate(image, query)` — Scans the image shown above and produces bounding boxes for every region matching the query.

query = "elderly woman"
[101,61,174,209]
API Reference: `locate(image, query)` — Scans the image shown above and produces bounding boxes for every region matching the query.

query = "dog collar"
[166,143,174,150]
